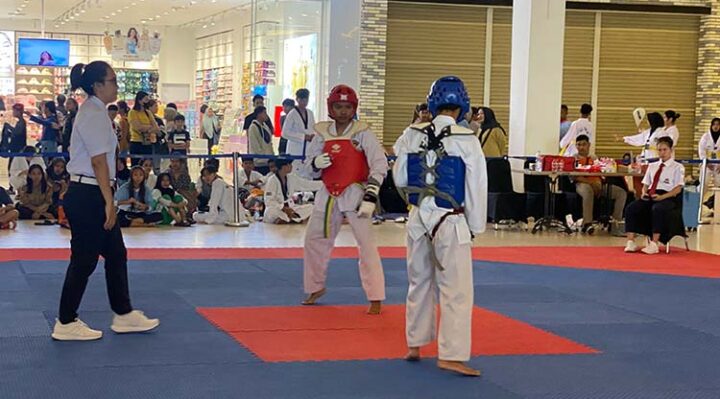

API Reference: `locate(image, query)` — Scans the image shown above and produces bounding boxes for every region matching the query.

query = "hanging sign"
[104,27,161,62]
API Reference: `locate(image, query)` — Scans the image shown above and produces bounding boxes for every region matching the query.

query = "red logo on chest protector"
[322,139,369,197]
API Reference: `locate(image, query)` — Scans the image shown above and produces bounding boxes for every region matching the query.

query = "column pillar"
[508,0,567,159]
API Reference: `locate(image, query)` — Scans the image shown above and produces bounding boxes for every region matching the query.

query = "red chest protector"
[317,121,370,197]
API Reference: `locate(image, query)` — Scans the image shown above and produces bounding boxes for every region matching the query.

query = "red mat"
[2,246,718,278]
[197,305,598,362]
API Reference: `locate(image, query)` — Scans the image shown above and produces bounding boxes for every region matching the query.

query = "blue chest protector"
[405,124,465,210]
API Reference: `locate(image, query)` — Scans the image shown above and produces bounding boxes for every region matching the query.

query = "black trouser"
[117,209,163,227]
[129,142,153,166]
[58,182,132,324]
[625,191,676,236]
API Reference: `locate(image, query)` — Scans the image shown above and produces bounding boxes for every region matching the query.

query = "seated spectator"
[46,157,70,228]
[624,137,684,255]
[573,135,627,234]
[263,158,322,224]
[152,173,190,227]
[0,186,19,229]
[240,157,264,190]
[9,146,46,192]
[116,157,131,188]
[140,157,157,188]
[248,106,275,174]
[168,114,191,155]
[167,158,197,219]
[263,159,277,183]
[115,166,163,227]
[16,164,55,220]
[193,166,237,225]
[196,158,220,212]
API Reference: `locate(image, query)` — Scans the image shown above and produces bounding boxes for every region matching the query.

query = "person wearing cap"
[299,85,388,315]
[393,76,487,376]
[53,61,159,341]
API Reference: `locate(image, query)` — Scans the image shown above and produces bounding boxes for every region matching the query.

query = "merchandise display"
[116,68,159,101]
[195,66,232,116]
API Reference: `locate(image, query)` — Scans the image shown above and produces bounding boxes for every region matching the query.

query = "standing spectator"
[198,104,208,141]
[411,103,432,124]
[117,101,131,154]
[663,110,681,146]
[560,103,594,157]
[8,103,27,153]
[477,107,507,158]
[151,172,190,226]
[26,101,61,157]
[560,104,572,142]
[244,95,275,132]
[147,99,168,172]
[163,103,177,129]
[698,118,720,194]
[128,91,159,165]
[62,98,78,153]
[281,88,315,172]
[16,164,55,220]
[167,114,191,155]
[202,106,221,154]
[56,94,68,117]
[107,104,120,144]
[278,98,295,154]
[248,106,274,173]
[115,166,163,227]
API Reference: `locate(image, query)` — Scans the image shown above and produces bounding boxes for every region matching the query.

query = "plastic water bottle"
[535,151,543,171]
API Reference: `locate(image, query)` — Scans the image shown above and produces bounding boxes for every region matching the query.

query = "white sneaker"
[111,310,160,333]
[52,319,103,341]
[624,240,639,253]
[641,241,660,255]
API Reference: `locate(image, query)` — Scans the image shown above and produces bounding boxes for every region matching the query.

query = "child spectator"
[115,166,163,227]
[16,164,55,220]
[167,158,197,219]
[116,157,131,187]
[248,106,274,174]
[196,158,220,212]
[262,159,277,184]
[263,158,321,224]
[240,157,264,190]
[152,173,190,226]
[9,146,46,192]
[168,114,191,155]
[0,186,19,229]
[46,157,70,228]
[193,166,241,225]
[140,157,157,188]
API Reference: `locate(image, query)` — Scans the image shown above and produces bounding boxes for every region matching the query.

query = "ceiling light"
[155,14,160,18]
[141,20,147,24]
[70,15,75,19]
[80,9,86,13]
[117,9,122,12]
[148,17,153,21]
[210,21,215,26]
[202,24,207,29]
[163,11,168,15]
[110,12,115,16]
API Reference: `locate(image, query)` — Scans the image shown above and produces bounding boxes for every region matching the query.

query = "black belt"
[430,207,465,239]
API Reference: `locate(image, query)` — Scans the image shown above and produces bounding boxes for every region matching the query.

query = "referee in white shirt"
[52,61,159,341]
[623,136,685,255]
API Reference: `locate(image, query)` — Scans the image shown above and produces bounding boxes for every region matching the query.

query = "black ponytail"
[664,110,681,123]
[70,61,111,96]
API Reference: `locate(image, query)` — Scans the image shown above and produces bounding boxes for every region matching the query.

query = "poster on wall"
[0,31,15,96]
[104,28,161,62]
[282,34,317,101]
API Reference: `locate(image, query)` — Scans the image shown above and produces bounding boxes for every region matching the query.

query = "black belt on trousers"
[430,207,465,239]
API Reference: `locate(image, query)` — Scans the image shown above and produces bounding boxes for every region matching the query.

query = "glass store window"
[244,0,326,117]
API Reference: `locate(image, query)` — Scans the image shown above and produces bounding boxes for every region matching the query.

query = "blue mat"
[2,256,720,398]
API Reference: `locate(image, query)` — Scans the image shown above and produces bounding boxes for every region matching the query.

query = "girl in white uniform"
[263,158,321,224]
[698,118,720,192]
[663,110,681,146]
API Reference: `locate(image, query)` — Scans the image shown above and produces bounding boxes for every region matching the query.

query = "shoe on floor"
[624,240,638,253]
[641,241,660,255]
[111,310,159,333]
[52,318,102,341]
[581,223,595,235]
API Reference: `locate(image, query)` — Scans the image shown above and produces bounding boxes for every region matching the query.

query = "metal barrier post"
[698,158,708,225]
[225,151,247,227]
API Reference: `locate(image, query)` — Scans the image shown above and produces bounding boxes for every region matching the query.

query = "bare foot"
[301,288,327,305]
[437,360,481,377]
[367,301,382,315]
[404,347,420,362]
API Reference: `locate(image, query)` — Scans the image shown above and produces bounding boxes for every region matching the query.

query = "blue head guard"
[426,76,470,123]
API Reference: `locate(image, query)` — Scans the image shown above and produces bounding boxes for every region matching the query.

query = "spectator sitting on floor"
[196,158,220,212]
[240,157,264,190]
[9,146,46,192]
[263,158,321,224]
[193,166,237,225]
[140,157,157,189]
[16,164,55,220]
[152,172,190,227]
[624,136,684,255]
[573,134,627,234]
[46,157,70,227]
[115,166,163,228]
[116,157,131,188]
[167,158,198,220]
[0,186,19,229]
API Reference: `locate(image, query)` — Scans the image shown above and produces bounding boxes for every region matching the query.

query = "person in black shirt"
[243,94,274,133]
[168,114,191,155]
[8,103,28,153]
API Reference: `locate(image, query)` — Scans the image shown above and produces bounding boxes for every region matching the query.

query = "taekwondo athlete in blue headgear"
[392,76,487,377]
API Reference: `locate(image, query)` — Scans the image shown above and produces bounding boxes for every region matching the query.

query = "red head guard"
[327,84,358,120]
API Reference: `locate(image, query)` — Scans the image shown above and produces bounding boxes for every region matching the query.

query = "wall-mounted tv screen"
[18,38,70,67]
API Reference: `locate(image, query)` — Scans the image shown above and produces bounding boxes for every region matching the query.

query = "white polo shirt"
[67,95,117,180]
[642,158,684,192]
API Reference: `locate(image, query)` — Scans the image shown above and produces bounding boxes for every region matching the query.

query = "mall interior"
[1,0,720,397]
